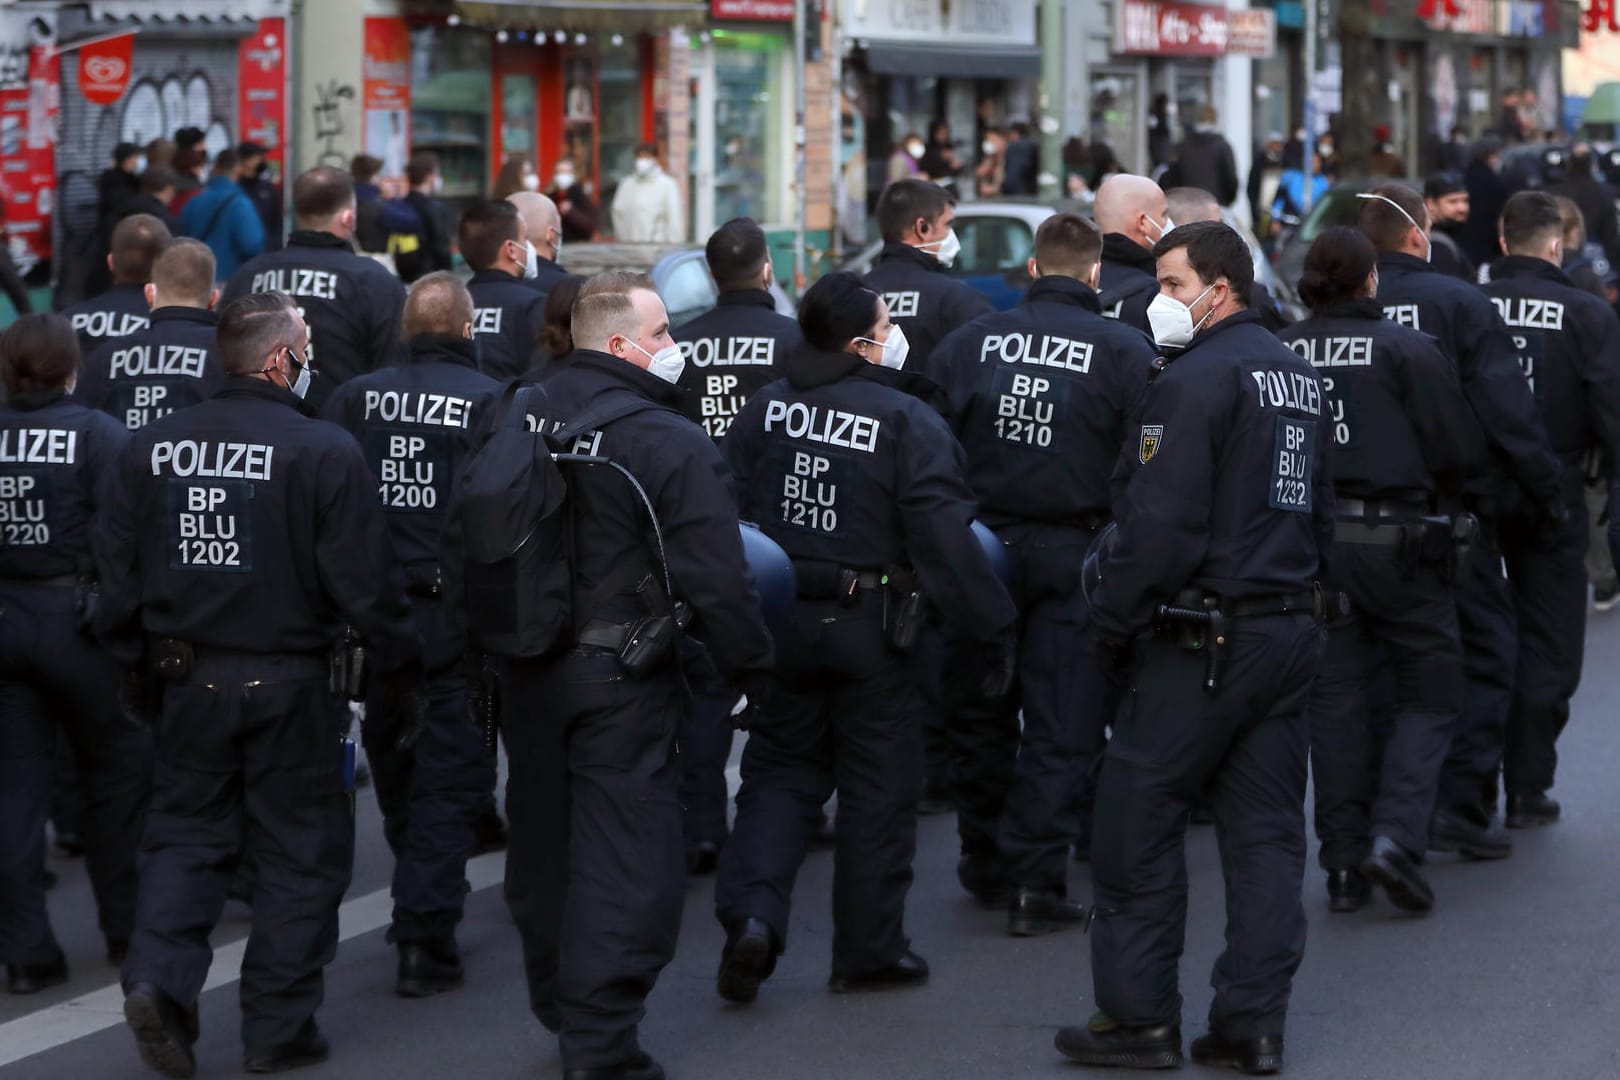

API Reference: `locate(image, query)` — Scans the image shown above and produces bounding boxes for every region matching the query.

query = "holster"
[153,637,195,685]
[404,561,443,599]
[329,630,367,701]
[882,567,924,652]
[471,655,502,756]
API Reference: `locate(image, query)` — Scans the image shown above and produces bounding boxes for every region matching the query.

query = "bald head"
[507,191,563,261]
[1164,186,1220,226]
[1094,174,1171,252]
[403,272,475,341]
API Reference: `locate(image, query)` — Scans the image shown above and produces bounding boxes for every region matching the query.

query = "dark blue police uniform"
[222,232,407,410]
[75,306,224,430]
[467,269,547,382]
[96,376,419,1057]
[498,350,773,1073]
[1098,234,1160,335]
[1483,256,1620,807]
[1278,301,1482,881]
[864,242,993,382]
[524,254,570,295]
[0,391,150,979]
[322,334,502,956]
[1088,310,1331,1044]
[1374,251,1562,826]
[716,348,1016,981]
[929,275,1155,905]
[59,283,150,359]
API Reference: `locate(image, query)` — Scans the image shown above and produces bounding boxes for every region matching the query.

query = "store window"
[502,74,538,162]
[1090,71,1140,173]
[712,32,784,224]
[411,27,492,204]
[596,37,646,215]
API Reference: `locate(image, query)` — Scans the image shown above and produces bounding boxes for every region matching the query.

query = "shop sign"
[0,11,58,275]
[1114,0,1229,57]
[1226,9,1276,57]
[1421,0,1547,35]
[237,17,286,172]
[847,0,1036,45]
[711,0,793,19]
[362,18,412,177]
[76,31,133,106]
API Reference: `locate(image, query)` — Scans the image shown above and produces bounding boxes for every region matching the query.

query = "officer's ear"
[1088,262,1101,291]
[144,283,157,311]
[914,216,929,240]
[462,320,473,340]
[207,287,220,312]
[1027,257,1040,282]
[107,253,116,274]
[1498,232,1508,256]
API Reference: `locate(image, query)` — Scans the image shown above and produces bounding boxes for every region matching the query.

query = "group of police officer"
[0,154,1613,1080]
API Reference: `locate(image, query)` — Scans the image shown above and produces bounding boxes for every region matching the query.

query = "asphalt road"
[6,611,1620,1079]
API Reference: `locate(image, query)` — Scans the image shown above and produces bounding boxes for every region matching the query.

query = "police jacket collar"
[9,388,66,412]
[1102,233,1156,271]
[1490,254,1573,287]
[1177,308,1264,354]
[407,334,480,369]
[469,268,522,286]
[533,254,564,277]
[1376,251,1432,274]
[1315,298,1384,321]
[878,241,945,274]
[288,230,354,251]
[216,374,314,414]
[785,346,867,389]
[150,306,218,328]
[570,349,683,405]
[1024,275,1103,312]
[716,288,776,311]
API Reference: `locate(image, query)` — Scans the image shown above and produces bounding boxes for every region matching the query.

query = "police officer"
[1278,227,1482,915]
[864,178,992,386]
[462,199,547,382]
[927,213,1154,930]
[667,216,802,871]
[1164,186,1292,332]
[76,239,224,430]
[98,293,421,1077]
[713,272,1017,1004]
[507,191,572,294]
[60,214,170,358]
[222,167,407,410]
[1093,174,1174,334]
[1055,222,1330,1074]
[0,315,149,994]
[1483,191,1620,827]
[321,273,502,996]
[496,272,773,1080]
[1357,183,1563,859]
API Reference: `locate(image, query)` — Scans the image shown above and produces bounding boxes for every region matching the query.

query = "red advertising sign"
[238,17,287,172]
[362,17,411,177]
[76,31,133,106]
[1,36,59,273]
[1115,0,1229,57]
[1226,9,1276,57]
[711,0,794,20]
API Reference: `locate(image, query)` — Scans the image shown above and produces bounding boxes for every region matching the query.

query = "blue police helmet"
[971,520,1011,586]
[738,523,796,630]
[1082,521,1120,611]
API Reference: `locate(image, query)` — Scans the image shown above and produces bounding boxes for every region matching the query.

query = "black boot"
[956,851,1011,908]
[1506,792,1561,829]
[244,1020,329,1074]
[1006,887,1089,936]
[828,950,929,993]
[1325,869,1370,913]
[716,917,777,1005]
[564,1055,665,1080]
[1191,1031,1285,1074]
[1055,1013,1184,1069]
[8,952,67,994]
[123,982,197,1079]
[1429,802,1511,859]
[396,939,464,997]
[1360,835,1434,913]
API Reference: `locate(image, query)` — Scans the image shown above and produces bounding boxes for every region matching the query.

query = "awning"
[862,43,1040,80]
[452,0,707,31]
[85,0,285,21]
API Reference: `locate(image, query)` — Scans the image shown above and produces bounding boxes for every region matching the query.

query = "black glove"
[977,637,1017,701]
[731,670,775,731]
[120,668,161,727]
[370,662,427,753]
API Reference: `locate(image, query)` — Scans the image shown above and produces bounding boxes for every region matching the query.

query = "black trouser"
[502,648,686,1072]
[715,591,925,975]
[0,582,151,966]
[363,611,491,945]
[949,522,1110,891]
[1437,523,1518,810]
[1499,495,1590,798]
[124,651,352,1056]
[914,620,950,794]
[1090,613,1322,1041]
[1309,542,1462,868]
[678,643,735,853]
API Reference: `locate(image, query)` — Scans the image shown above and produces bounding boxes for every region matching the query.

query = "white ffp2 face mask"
[858,326,911,371]
[1146,284,1215,349]
[920,228,961,268]
[626,338,686,384]
[523,241,539,280]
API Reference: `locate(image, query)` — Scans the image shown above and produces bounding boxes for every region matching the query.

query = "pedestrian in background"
[400,152,454,283]
[888,134,925,187]
[546,156,599,243]
[612,144,684,243]
[237,142,283,252]
[492,155,540,202]
[178,149,265,283]
[1168,105,1239,207]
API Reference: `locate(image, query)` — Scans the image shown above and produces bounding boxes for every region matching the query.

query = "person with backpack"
[458,271,773,1080]
[177,150,264,283]
[1093,174,1174,335]
[321,273,503,1000]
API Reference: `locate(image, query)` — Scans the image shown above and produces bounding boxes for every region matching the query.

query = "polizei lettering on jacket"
[1287,336,1373,368]
[762,400,881,454]
[109,343,209,380]
[980,332,1094,373]
[1491,296,1565,331]
[249,268,340,300]
[0,429,77,464]
[363,390,474,429]
[72,311,148,339]
[150,440,274,481]
[680,336,776,367]
[1249,369,1323,415]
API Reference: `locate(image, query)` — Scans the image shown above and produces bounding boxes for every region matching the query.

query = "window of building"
[712,31,784,224]
[410,27,492,203]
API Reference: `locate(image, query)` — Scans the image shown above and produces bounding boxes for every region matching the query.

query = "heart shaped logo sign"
[85,56,127,84]
[79,33,135,106]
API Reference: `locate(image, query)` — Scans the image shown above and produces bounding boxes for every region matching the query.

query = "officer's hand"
[119,668,160,728]
[978,637,1017,701]
[371,662,428,754]
[731,670,775,731]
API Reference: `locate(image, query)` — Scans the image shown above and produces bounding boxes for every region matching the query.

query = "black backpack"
[452,382,669,659]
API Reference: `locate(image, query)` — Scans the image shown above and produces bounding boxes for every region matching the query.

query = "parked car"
[651,247,795,328]
[1270,182,1371,321]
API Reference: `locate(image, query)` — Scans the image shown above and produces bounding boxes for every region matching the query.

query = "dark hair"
[798,272,882,352]
[406,151,440,187]
[292,166,356,224]
[350,154,384,184]
[1501,190,1564,253]
[1555,195,1586,245]
[491,156,534,201]
[1357,182,1427,252]
[0,314,79,397]
[1298,227,1377,311]
[140,165,181,196]
[706,217,769,292]
[174,126,205,150]
[1151,220,1253,302]
[875,178,954,245]
[110,213,173,284]
[458,200,523,272]
[634,142,659,158]
[217,292,299,375]
[541,274,587,357]
[1423,172,1465,199]
[1033,213,1102,279]
[211,148,241,176]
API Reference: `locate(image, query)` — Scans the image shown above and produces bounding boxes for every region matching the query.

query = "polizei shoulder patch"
[1139,424,1163,464]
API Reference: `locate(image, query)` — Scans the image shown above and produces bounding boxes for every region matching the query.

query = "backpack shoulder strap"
[549,391,666,446]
